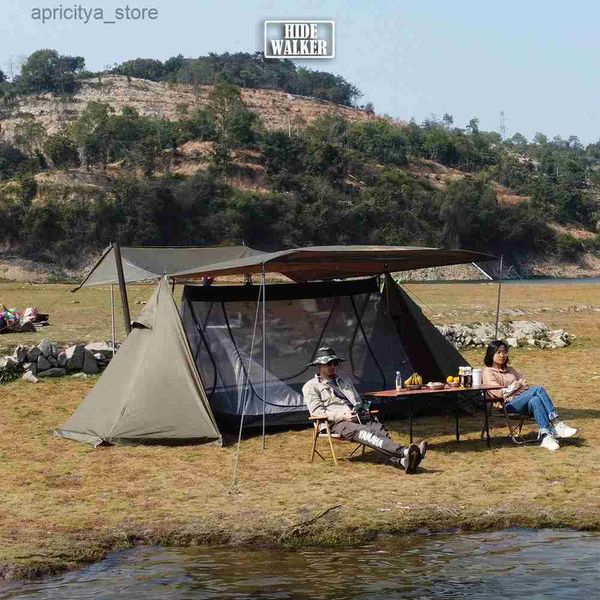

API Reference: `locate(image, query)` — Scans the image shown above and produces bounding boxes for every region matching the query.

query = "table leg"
[455,396,460,442]
[483,391,491,447]
[408,396,413,443]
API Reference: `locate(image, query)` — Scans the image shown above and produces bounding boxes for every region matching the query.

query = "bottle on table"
[458,366,465,387]
[464,366,473,388]
[395,371,403,391]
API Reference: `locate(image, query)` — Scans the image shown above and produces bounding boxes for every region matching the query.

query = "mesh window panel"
[181,283,413,427]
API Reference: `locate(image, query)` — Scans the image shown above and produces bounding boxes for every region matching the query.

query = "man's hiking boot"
[416,440,428,466]
[403,443,420,474]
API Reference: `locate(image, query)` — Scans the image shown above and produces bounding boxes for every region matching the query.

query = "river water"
[1,529,598,599]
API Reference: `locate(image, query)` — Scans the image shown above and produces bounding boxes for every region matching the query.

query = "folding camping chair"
[308,410,379,465]
[481,395,538,445]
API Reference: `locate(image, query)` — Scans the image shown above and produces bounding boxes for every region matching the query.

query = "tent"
[58,244,495,445]
[180,274,467,429]
[55,278,221,446]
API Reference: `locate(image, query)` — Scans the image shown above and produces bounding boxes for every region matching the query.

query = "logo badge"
[264,21,335,59]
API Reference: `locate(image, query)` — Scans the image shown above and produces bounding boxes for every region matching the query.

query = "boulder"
[65,344,85,371]
[0,356,19,369]
[37,367,67,378]
[71,372,89,379]
[26,347,41,362]
[13,346,28,364]
[48,356,58,367]
[506,337,518,348]
[23,361,37,375]
[85,341,114,359]
[57,352,67,368]
[37,355,51,371]
[22,371,39,383]
[82,350,99,374]
[51,342,59,358]
[38,339,53,358]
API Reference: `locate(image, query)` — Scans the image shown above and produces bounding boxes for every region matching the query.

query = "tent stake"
[261,266,267,450]
[113,242,132,335]
[110,284,116,357]
[494,255,504,339]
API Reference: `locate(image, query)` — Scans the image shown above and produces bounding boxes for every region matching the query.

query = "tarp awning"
[170,245,497,283]
[73,245,265,290]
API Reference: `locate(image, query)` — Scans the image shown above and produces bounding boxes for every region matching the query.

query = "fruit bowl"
[406,384,422,390]
[446,381,460,388]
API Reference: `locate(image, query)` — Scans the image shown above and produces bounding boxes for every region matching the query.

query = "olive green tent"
[55,278,221,446]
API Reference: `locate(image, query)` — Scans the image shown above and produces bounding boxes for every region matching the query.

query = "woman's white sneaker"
[553,421,577,439]
[540,434,560,451]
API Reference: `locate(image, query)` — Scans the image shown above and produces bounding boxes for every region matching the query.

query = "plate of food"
[426,381,445,390]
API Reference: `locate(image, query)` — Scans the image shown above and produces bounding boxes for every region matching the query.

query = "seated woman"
[482,340,577,451]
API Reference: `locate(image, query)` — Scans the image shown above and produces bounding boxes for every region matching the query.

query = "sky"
[1,0,598,143]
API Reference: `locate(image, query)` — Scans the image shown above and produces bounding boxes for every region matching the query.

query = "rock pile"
[0,339,115,383]
[436,320,573,350]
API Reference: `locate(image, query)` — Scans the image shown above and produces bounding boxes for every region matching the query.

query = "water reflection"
[1,529,598,599]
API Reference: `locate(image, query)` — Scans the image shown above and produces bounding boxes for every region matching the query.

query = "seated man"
[302,347,427,474]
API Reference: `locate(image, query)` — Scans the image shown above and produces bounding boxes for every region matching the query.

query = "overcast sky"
[1,0,598,143]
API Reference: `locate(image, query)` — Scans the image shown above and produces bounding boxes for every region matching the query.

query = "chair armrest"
[308,415,328,421]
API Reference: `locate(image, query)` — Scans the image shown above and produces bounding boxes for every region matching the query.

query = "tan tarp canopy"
[170,245,496,283]
[73,245,264,290]
[55,278,221,446]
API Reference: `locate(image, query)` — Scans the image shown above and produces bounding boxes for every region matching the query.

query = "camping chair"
[481,395,538,445]
[309,410,379,465]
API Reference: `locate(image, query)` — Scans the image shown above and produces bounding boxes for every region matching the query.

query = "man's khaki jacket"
[302,374,362,423]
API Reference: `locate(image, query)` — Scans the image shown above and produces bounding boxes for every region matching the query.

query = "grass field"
[0,280,599,580]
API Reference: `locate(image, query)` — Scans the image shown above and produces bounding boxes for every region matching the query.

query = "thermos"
[472,368,482,387]
[395,371,402,391]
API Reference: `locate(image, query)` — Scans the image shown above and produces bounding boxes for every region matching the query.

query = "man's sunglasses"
[326,360,341,367]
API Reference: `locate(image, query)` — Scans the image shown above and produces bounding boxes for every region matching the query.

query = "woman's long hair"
[484,340,509,367]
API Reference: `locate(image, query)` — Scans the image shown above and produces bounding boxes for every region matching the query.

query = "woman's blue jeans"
[505,386,558,436]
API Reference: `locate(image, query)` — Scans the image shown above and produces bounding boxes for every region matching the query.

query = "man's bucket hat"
[309,347,345,366]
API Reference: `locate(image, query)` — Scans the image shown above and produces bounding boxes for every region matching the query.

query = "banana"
[404,373,422,386]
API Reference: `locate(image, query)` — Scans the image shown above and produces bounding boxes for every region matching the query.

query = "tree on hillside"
[13,117,47,158]
[114,58,166,81]
[68,101,114,167]
[0,69,6,83]
[17,49,85,94]
[206,82,258,169]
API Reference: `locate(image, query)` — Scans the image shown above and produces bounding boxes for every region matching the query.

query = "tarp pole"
[231,283,263,490]
[494,255,504,339]
[113,242,132,335]
[110,284,116,357]
[261,265,267,450]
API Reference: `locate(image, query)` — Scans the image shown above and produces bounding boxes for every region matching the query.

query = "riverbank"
[0,281,599,581]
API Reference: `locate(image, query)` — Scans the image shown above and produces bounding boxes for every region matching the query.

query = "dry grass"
[0,281,599,580]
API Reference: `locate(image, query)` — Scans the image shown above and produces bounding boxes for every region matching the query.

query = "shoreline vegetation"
[0,280,599,582]
[1,51,600,276]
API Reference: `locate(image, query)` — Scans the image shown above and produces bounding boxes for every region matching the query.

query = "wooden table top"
[365,384,504,398]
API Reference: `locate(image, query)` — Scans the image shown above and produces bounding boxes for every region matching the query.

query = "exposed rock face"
[436,321,573,350]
